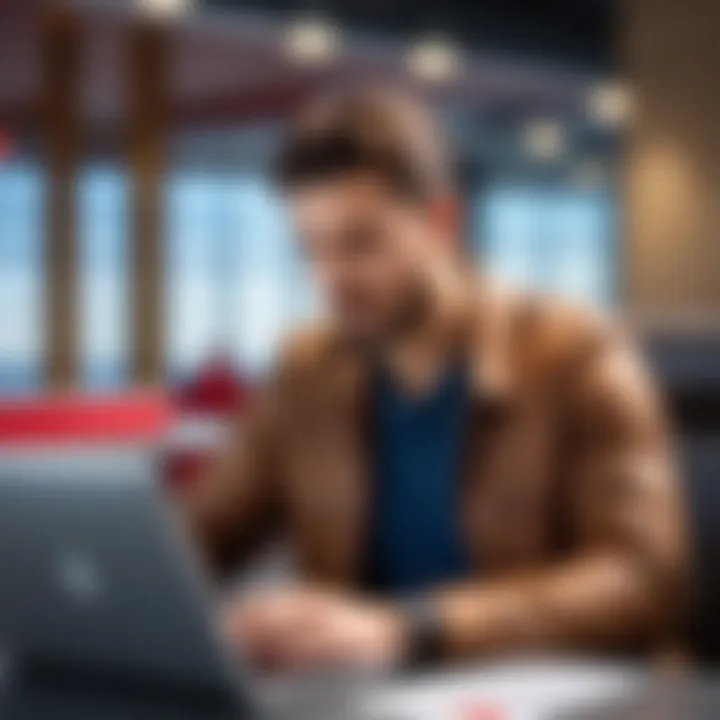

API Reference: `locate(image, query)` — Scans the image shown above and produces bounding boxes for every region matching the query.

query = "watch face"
[54,552,105,606]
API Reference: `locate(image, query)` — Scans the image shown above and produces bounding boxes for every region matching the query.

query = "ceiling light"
[405,37,462,82]
[587,81,634,127]
[522,120,566,161]
[135,0,191,18]
[284,18,340,64]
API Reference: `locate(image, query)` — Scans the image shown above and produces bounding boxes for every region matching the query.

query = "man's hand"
[223,588,410,673]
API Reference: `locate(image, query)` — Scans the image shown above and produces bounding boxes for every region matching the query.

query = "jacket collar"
[327,274,520,413]
[463,277,519,410]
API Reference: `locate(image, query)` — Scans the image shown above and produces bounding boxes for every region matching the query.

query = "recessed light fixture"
[522,119,566,161]
[135,0,191,19]
[284,17,340,64]
[587,81,634,127]
[405,37,462,82]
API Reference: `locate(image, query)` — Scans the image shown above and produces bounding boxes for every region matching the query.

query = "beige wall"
[623,0,720,328]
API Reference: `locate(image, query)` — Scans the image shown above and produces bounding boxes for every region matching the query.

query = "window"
[165,172,224,382]
[0,165,617,398]
[478,185,615,308]
[165,172,305,381]
[78,166,129,391]
[0,163,44,396]
[0,161,316,395]
[229,177,300,376]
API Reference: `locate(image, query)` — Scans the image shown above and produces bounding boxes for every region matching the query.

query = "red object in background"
[0,393,173,446]
[166,356,250,492]
[0,130,12,162]
[162,450,212,494]
[175,355,250,416]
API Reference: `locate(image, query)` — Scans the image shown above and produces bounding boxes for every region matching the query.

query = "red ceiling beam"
[171,81,315,129]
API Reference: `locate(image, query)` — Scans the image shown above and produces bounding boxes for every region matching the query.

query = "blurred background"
[0,0,719,658]
[0,0,630,394]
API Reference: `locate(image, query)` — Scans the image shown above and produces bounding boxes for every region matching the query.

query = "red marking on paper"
[458,701,508,720]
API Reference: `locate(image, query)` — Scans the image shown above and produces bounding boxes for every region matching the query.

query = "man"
[186,87,689,671]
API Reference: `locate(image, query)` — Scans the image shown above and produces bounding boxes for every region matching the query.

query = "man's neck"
[383,261,473,397]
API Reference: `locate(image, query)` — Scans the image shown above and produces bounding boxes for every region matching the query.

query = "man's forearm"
[430,552,677,660]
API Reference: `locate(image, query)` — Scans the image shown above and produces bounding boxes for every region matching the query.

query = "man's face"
[289,173,443,344]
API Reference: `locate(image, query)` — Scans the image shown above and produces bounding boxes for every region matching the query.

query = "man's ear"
[428,195,462,247]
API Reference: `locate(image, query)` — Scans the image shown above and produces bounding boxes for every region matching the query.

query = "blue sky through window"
[0,163,44,395]
[479,185,615,308]
[79,166,129,391]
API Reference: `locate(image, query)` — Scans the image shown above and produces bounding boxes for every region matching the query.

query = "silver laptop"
[0,449,369,719]
[0,449,256,709]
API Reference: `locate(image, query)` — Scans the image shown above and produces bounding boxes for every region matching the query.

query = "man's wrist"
[396,594,445,667]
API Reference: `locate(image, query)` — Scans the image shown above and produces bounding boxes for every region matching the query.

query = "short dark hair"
[276,86,454,202]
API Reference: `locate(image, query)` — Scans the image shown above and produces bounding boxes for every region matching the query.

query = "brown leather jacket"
[187,280,689,659]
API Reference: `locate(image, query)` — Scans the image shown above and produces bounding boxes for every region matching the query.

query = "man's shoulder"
[522,291,619,356]
[477,280,626,376]
[273,321,344,381]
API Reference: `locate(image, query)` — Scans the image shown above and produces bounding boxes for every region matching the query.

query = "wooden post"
[41,7,82,390]
[127,20,168,386]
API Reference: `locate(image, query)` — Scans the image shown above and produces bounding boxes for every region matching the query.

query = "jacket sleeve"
[435,330,690,658]
[182,378,285,579]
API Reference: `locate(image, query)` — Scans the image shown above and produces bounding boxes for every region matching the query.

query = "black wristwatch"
[398,595,445,667]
